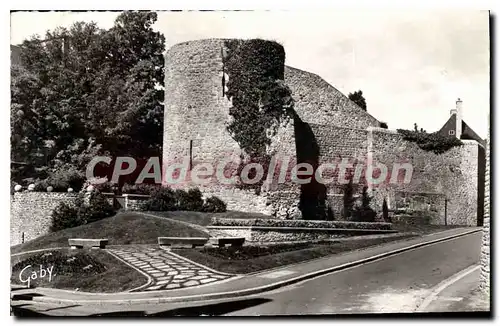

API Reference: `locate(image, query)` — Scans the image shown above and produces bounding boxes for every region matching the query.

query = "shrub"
[141,186,177,211]
[175,188,204,211]
[382,198,390,223]
[47,166,86,192]
[352,186,377,222]
[94,181,115,193]
[50,201,84,232]
[379,122,388,129]
[202,196,227,213]
[50,193,116,232]
[397,129,463,154]
[210,217,392,230]
[80,192,115,224]
[33,179,50,192]
[122,183,160,195]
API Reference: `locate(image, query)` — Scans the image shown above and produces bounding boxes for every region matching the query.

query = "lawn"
[11,212,208,254]
[144,210,273,227]
[174,234,416,274]
[10,248,147,293]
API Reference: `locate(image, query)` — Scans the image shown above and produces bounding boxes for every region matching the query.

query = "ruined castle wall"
[163,39,240,165]
[285,66,380,129]
[163,39,283,213]
[369,128,479,226]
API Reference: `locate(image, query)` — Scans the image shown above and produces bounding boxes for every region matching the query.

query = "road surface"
[11,231,482,316]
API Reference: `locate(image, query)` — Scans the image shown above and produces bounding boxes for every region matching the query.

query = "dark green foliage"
[223,39,293,191]
[210,217,392,230]
[382,198,390,223]
[141,187,228,213]
[50,192,115,231]
[11,11,165,183]
[141,186,177,211]
[50,201,84,232]
[175,188,204,211]
[342,176,356,219]
[33,179,50,192]
[46,166,86,191]
[122,183,160,195]
[397,129,463,154]
[379,122,388,129]
[94,182,115,193]
[348,90,367,111]
[80,192,116,224]
[202,196,227,213]
[352,186,377,222]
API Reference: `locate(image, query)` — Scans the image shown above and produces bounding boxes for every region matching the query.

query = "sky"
[10,10,490,138]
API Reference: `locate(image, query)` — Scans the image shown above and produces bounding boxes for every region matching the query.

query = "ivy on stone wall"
[223,39,294,192]
[396,129,463,154]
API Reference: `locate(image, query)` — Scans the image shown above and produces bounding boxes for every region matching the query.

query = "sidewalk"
[418,264,490,313]
[11,227,480,305]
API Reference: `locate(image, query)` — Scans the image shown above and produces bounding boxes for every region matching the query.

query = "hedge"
[210,218,392,230]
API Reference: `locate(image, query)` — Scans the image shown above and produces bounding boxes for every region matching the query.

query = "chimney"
[455,98,462,138]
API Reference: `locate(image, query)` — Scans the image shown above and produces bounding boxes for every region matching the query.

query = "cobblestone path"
[108,246,233,292]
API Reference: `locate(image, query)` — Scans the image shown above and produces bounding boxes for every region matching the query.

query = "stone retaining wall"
[10,192,77,245]
[207,225,397,243]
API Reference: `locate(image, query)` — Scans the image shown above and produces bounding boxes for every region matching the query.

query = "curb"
[27,228,480,305]
[415,264,481,312]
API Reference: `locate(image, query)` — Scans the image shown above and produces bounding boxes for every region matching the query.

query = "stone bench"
[210,237,245,247]
[158,237,208,248]
[68,238,108,249]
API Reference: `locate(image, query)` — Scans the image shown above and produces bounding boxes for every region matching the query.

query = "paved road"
[11,232,482,316]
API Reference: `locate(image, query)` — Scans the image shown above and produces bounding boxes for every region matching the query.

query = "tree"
[382,198,390,222]
[11,11,165,185]
[348,90,367,111]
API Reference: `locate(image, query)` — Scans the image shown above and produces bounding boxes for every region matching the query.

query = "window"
[449,130,455,136]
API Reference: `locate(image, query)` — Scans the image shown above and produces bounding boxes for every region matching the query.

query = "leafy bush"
[140,187,227,213]
[210,217,392,230]
[50,193,115,232]
[94,181,115,193]
[397,129,463,154]
[175,188,204,211]
[202,196,227,213]
[80,192,115,224]
[141,186,177,211]
[379,122,388,129]
[50,200,84,232]
[122,183,160,195]
[352,186,377,222]
[33,179,50,192]
[47,166,86,192]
